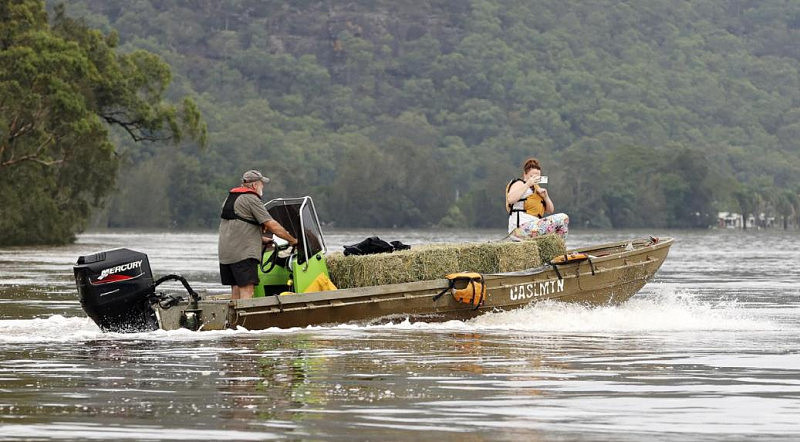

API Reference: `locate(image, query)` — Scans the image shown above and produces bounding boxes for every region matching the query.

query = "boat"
[74,197,673,332]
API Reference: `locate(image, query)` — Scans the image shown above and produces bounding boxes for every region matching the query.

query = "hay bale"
[496,240,541,271]
[326,234,567,289]
[455,242,499,274]
[408,245,459,280]
[534,234,567,263]
[326,253,410,289]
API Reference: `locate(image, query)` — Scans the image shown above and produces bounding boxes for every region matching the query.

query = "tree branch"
[0,136,57,169]
[102,114,171,143]
[1,156,64,167]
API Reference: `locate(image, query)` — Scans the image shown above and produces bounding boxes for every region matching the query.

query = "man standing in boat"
[218,170,298,300]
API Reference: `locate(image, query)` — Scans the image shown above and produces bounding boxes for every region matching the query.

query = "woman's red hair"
[522,157,541,172]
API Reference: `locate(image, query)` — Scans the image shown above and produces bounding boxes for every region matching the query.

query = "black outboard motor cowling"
[74,248,158,332]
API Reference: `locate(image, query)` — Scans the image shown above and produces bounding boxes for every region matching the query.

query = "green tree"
[0,1,205,245]
[659,147,715,228]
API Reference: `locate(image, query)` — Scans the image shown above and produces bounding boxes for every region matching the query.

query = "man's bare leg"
[231,285,240,300]
[238,284,255,300]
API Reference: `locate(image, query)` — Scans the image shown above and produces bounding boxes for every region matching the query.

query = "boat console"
[255,196,333,297]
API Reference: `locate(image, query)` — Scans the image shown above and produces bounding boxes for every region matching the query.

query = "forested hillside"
[59,0,800,230]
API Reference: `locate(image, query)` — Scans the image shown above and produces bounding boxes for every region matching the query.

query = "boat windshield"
[264,197,326,262]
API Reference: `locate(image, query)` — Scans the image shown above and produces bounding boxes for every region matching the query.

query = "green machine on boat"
[254,197,334,297]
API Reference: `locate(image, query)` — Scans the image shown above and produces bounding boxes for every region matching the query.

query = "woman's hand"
[524,176,540,187]
[536,187,549,198]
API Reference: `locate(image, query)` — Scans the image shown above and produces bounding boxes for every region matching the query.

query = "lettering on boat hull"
[509,279,565,301]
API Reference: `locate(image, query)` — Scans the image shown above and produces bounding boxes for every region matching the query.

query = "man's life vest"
[220,187,262,226]
[506,179,546,227]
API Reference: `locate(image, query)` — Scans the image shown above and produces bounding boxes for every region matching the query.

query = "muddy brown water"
[1,229,799,440]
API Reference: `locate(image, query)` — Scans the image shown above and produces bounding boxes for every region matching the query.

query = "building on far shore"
[717,212,743,229]
[717,212,780,229]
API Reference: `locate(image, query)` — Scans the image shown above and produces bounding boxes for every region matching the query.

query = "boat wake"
[467,283,777,332]
[0,315,112,344]
[0,284,781,344]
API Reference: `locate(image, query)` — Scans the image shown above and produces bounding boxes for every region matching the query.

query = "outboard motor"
[74,248,158,332]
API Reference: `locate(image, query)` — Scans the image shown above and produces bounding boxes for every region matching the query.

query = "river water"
[1,228,799,440]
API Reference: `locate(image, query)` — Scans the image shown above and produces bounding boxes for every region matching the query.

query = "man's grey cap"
[242,170,270,184]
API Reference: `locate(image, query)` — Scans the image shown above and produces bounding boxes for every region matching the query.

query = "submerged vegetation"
[3,1,800,243]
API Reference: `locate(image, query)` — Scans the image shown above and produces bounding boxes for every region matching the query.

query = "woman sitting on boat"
[505,157,569,239]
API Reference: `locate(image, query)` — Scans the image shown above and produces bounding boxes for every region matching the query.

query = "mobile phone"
[539,176,548,184]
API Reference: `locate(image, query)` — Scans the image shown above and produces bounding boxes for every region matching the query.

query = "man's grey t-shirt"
[218,192,273,264]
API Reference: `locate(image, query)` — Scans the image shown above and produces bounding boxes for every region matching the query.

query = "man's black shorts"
[220,258,260,286]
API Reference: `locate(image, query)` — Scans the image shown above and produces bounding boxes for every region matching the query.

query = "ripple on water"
[1,229,800,439]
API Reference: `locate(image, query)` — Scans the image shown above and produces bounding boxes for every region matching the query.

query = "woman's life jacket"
[506,178,546,228]
[220,187,262,226]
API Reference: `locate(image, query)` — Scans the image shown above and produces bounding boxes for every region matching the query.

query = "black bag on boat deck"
[390,240,410,251]
[343,237,394,256]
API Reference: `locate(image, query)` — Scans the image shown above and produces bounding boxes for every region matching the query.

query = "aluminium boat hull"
[154,237,672,331]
